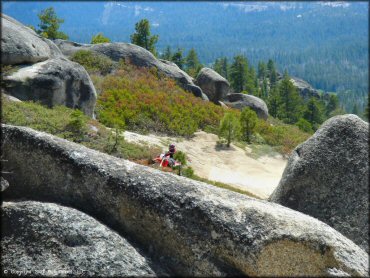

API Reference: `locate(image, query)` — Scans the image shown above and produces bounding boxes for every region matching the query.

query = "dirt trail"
[124,130,287,199]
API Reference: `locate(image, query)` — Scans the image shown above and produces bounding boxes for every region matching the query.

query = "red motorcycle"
[153,154,182,174]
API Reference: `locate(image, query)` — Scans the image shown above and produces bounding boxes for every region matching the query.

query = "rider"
[165,144,176,166]
[165,143,176,158]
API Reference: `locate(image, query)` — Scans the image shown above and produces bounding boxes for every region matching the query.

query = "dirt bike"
[153,154,182,175]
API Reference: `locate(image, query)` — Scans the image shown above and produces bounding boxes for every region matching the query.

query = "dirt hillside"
[124,130,287,199]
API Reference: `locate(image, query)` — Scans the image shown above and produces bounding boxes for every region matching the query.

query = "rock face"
[2,124,368,277]
[1,201,161,276]
[290,76,321,100]
[54,39,208,100]
[195,67,230,103]
[1,177,9,192]
[1,14,62,65]
[270,115,369,253]
[4,57,97,117]
[1,14,96,118]
[223,93,269,120]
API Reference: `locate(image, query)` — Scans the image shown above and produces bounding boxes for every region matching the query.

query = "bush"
[218,112,241,147]
[296,118,313,133]
[71,50,114,75]
[96,62,226,137]
[182,166,194,178]
[91,33,111,44]
[2,97,161,162]
[174,151,187,166]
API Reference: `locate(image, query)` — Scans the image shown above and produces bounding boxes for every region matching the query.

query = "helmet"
[169,144,175,148]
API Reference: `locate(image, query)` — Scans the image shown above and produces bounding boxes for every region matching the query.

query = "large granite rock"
[1,14,96,118]
[223,93,269,120]
[290,76,321,100]
[2,124,368,276]
[195,67,230,103]
[1,14,62,65]
[270,114,369,253]
[1,201,162,276]
[3,57,97,117]
[54,39,208,100]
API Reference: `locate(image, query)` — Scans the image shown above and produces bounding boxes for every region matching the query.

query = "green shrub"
[96,62,226,137]
[174,151,187,166]
[71,50,114,75]
[296,118,313,133]
[2,97,161,162]
[91,33,111,44]
[182,166,194,178]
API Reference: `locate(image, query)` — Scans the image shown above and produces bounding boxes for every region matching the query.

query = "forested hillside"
[3,1,368,114]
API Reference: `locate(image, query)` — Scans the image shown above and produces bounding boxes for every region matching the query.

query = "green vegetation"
[37,7,68,40]
[70,50,114,75]
[130,19,158,55]
[95,61,224,137]
[91,32,111,44]
[2,97,161,161]
[218,112,241,147]
[240,107,258,143]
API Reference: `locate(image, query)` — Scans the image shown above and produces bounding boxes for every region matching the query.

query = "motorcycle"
[153,154,182,174]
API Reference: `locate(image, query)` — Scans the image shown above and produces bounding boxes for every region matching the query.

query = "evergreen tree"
[240,107,258,143]
[213,57,228,79]
[267,87,280,118]
[130,19,158,55]
[185,48,201,77]
[37,7,69,39]
[219,113,241,147]
[91,32,111,44]
[161,46,172,60]
[258,61,267,80]
[277,71,302,124]
[245,67,257,95]
[172,48,185,70]
[325,94,339,116]
[267,59,277,87]
[229,55,248,93]
[303,97,324,130]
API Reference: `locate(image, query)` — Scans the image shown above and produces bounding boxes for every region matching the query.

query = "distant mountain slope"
[3,1,368,112]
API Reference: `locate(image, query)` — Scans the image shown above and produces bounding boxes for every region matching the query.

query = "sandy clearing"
[124,130,287,199]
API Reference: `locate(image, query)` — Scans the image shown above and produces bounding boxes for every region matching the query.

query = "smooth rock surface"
[1,14,62,65]
[2,124,368,276]
[195,67,231,103]
[54,39,208,100]
[224,93,269,120]
[270,114,369,253]
[1,201,162,276]
[3,57,97,117]
[290,76,321,100]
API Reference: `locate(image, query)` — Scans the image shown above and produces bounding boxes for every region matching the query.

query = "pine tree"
[303,97,324,130]
[185,48,201,77]
[229,55,248,93]
[258,61,267,80]
[213,57,229,79]
[325,94,339,116]
[161,46,172,60]
[267,59,277,87]
[130,19,158,55]
[267,87,280,118]
[172,48,185,70]
[240,107,258,143]
[219,113,241,147]
[37,7,69,40]
[277,71,303,124]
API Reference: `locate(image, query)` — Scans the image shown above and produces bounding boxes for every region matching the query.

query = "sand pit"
[124,130,287,199]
